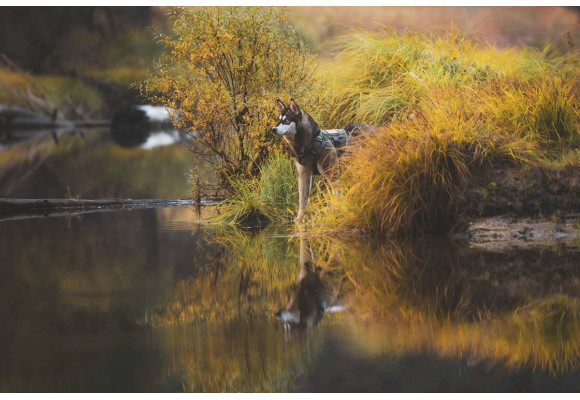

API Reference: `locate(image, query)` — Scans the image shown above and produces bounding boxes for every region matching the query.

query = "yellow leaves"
[143,7,324,189]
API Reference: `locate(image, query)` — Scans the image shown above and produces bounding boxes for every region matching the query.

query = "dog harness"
[310,129,349,156]
[294,124,368,168]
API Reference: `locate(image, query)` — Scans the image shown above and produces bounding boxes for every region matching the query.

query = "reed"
[309,29,580,236]
[218,28,580,233]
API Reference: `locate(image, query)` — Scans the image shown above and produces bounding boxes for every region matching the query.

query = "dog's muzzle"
[271,126,285,135]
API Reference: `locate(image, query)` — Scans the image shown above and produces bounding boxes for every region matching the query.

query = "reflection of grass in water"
[336,238,580,376]
[345,295,580,377]
[489,296,580,375]
[149,228,327,392]
[159,319,323,392]
[337,237,475,322]
[150,229,580,376]
[147,226,300,326]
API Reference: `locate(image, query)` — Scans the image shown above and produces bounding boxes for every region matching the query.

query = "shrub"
[143,7,327,196]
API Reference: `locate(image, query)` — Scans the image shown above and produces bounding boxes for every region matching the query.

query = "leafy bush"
[144,7,327,195]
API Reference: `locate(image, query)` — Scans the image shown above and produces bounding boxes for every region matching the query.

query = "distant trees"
[0,7,153,73]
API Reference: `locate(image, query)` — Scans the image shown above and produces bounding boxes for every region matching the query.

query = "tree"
[0,7,153,73]
[143,7,326,195]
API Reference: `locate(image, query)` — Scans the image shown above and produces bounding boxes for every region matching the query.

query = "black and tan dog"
[271,99,368,222]
[275,236,343,333]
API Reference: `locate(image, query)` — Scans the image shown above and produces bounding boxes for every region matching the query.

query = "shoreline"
[0,198,214,221]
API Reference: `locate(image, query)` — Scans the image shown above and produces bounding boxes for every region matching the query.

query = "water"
[2,206,580,392]
[0,128,196,199]
[2,130,580,392]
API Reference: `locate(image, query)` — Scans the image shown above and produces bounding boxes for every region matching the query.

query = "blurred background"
[1,6,579,120]
[0,6,578,200]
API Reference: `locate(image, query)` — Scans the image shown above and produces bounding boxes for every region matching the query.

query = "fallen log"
[0,198,217,220]
[0,105,51,126]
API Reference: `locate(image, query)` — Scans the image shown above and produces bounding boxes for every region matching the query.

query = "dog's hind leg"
[318,147,341,196]
[295,160,313,223]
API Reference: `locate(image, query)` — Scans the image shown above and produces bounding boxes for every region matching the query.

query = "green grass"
[0,68,104,119]
[215,154,308,225]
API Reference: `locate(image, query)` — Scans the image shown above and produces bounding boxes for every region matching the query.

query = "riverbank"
[217,27,580,236]
[451,161,580,249]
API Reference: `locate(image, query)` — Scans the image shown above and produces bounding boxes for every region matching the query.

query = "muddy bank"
[462,164,580,217]
[454,164,580,248]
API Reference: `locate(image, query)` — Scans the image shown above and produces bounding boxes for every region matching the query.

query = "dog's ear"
[276,99,286,114]
[289,99,301,115]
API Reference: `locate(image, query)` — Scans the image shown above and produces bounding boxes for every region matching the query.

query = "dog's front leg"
[295,160,313,223]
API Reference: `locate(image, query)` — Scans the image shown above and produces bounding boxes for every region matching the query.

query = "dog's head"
[271,99,301,136]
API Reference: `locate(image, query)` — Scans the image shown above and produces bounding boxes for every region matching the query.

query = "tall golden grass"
[306,29,580,236]
[290,7,580,51]
[206,26,579,234]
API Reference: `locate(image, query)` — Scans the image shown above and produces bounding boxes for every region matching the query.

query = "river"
[1,128,580,392]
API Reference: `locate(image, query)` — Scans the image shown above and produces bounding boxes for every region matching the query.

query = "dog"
[275,236,343,333]
[271,99,369,222]
[275,260,325,332]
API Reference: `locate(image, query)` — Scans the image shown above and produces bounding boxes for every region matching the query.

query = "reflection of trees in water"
[0,208,212,391]
[0,131,196,198]
[153,229,580,380]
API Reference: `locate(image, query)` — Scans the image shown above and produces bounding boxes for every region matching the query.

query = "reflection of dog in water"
[276,237,343,331]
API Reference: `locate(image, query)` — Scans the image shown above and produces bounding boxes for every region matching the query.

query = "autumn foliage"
[144,7,326,195]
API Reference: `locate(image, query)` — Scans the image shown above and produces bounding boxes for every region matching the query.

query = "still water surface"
[2,206,580,392]
[2,130,580,392]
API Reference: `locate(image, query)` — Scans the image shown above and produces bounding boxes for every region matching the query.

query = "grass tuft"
[215,154,301,226]
[307,29,580,236]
